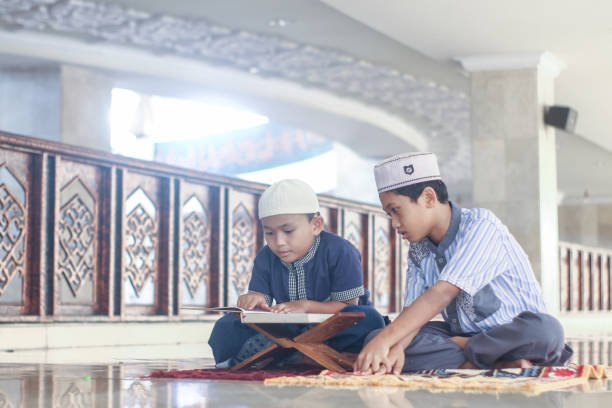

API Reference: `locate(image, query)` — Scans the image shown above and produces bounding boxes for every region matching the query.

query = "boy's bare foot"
[450,336,470,349]
[494,359,534,369]
[459,361,476,369]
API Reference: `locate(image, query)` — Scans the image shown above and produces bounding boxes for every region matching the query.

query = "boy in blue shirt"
[354,152,572,374]
[209,179,385,367]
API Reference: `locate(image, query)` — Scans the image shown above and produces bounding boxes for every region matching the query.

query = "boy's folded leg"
[208,313,259,364]
[556,343,575,365]
[400,321,467,371]
[234,333,274,363]
[463,311,572,369]
[325,305,386,353]
[363,321,467,371]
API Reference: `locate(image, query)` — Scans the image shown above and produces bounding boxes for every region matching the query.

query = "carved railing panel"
[342,210,368,287]
[55,160,108,316]
[53,378,95,407]
[319,206,339,234]
[342,211,364,257]
[559,241,612,312]
[0,166,26,300]
[372,215,393,313]
[178,181,217,310]
[121,172,164,316]
[226,189,259,306]
[396,237,410,310]
[0,148,35,317]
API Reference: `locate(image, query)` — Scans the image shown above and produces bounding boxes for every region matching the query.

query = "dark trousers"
[208,304,386,364]
[365,311,573,370]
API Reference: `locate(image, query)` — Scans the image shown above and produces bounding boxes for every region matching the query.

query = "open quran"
[184,306,333,324]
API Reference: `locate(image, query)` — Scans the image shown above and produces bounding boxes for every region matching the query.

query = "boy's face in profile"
[379,190,433,243]
[262,214,324,263]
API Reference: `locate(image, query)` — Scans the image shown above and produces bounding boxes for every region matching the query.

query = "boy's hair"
[393,180,449,203]
[306,212,321,222]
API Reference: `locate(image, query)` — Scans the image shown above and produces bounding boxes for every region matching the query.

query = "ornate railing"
[559,241,612,312]
[566,338,612,366]
[0,131,406,322]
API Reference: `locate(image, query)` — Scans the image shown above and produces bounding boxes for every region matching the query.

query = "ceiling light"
[268,18,289,27]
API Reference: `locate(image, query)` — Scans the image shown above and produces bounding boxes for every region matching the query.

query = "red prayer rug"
[265,364,610,395]
[149,367,321,381]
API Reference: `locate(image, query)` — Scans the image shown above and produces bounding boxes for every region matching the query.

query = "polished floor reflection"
[0,337,610,407]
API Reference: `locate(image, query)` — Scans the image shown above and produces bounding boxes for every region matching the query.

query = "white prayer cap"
[258,179,320,219]
[374,152,441,193]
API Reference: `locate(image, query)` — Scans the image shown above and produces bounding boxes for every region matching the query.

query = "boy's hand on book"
[237,292,271,311]
[270,300,310,313]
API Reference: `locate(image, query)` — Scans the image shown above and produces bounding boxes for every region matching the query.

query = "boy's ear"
[311,215,325,234]
[421,186,438,208]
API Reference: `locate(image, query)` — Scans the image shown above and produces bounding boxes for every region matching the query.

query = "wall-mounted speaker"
[544,105,578,132]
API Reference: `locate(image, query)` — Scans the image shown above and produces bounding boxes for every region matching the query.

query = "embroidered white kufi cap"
[374,152,442,193]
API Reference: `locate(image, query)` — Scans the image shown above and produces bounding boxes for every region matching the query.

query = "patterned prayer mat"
[265,365,610,395]
[149,367,321,381]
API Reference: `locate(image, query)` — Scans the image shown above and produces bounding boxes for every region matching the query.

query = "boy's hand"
[353,336,391,375]
[386,344,406,375]
[270,300,310,313]
[237,292,271,311]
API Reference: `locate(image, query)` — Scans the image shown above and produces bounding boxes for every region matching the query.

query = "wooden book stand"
[231,312,365,373]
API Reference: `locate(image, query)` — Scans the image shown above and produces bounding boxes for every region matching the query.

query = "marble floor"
[0,337,610,407]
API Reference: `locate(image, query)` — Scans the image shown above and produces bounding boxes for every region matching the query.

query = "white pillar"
[457,53,565,314]
[0,64,113,152]
[61,65,113,151]
[558,204,599,247]
[597,204,612,248]
[0,65,61,141]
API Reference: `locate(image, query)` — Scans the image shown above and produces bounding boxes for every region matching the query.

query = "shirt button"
[452,319,457,323]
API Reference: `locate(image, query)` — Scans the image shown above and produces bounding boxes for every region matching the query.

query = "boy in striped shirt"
[354,152,572,374]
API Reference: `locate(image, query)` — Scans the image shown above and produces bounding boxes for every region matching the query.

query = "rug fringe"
[264,364,610,395]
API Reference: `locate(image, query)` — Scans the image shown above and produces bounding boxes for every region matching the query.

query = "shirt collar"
[281,233,321,269]
[426,201,461,254]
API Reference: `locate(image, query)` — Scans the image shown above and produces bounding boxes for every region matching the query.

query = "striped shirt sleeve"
[439,216,508,296]
[403,259,427,308]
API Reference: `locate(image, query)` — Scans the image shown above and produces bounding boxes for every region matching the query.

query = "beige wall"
[0,64,113,152]
[559,203,612,249]
[0,65,61,141]
[61,65,112,152]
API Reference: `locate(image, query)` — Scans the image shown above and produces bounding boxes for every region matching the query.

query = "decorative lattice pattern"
[125,204,157,295]
[374,225,391,311]
[0,183,25,296]
[229,203,255,300]
[59,195,95,296]
[182,209,210,297]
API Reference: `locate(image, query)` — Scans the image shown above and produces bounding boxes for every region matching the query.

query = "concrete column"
[599,204,612,248]
[558,204,600,247]
[0,64,112,152]
[61,65,112,152]
[458,53,565,313]
[0,65,61,141]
